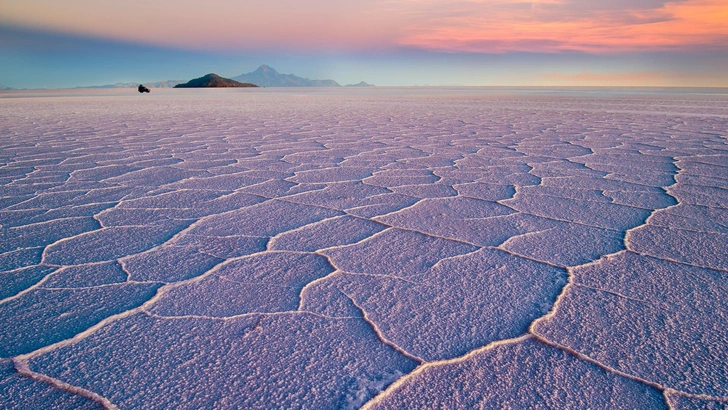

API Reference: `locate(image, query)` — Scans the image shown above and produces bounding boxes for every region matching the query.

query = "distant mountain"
[141,80,184,89]
[346,81,374,87]
[76,80,183,89]
[174,73,257,88]
[232,65,340,87]
[0,85,16,91]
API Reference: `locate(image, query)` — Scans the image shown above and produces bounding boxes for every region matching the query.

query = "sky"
[1,0,727,88]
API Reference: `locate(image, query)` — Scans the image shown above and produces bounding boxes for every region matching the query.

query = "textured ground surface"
[1,87,727,409]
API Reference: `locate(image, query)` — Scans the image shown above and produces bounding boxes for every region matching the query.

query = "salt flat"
[1,87,727,409]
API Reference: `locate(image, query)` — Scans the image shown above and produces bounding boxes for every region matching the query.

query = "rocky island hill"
[174,74,258,88]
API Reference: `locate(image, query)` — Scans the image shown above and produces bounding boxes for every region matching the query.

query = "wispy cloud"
[0,0,404,51]
[397,0,728,53]
[1,0,726,54]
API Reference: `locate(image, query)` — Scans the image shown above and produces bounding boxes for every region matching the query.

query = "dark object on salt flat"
[138,84,150,93]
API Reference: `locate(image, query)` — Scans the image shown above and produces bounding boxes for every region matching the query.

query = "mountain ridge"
[346,81,374,87]
[2,66,371,90]
[232,65,341,87]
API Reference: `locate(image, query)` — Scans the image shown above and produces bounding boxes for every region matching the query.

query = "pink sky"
[2,0,726,53]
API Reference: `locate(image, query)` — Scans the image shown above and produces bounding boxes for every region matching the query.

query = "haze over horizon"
[1,0,727,88]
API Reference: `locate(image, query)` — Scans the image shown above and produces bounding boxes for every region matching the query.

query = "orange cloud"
[399,0,728,53]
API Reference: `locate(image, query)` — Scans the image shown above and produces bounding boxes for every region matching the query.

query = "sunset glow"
[399,0,728,53]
